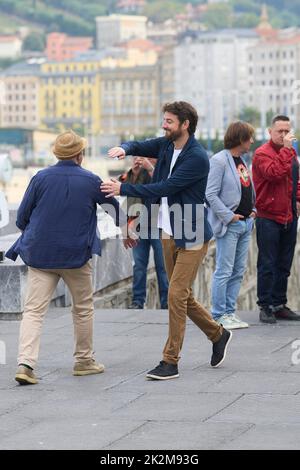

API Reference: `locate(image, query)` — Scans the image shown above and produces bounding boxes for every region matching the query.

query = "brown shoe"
[15,365,38,385]
[73,359,105,376]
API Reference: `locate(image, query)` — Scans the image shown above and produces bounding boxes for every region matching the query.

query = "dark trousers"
[256,217,298,307]
[132,238,169,307]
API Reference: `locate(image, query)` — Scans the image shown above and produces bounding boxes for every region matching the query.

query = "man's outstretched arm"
[107,138,166,161]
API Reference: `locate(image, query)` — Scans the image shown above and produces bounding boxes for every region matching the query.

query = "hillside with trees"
[0,0,300,37]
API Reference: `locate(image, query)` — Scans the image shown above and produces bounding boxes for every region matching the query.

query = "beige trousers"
[162,238,223,365]
[18,261,94,369]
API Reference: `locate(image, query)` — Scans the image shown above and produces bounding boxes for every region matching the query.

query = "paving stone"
[0,307,300,449]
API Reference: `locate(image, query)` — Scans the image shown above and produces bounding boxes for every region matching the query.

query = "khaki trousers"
[162,238,222,365]
[18,261,94,369]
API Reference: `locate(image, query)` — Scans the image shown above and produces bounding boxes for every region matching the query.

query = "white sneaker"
[215,314,235,330]
[231,314,249,329]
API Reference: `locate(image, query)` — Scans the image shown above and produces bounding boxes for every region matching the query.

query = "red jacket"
[252,140,300,225]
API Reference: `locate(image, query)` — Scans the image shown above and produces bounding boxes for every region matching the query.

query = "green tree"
[233,13,259,28]
[143,1,182,22]
[23,32,46,51]
[202,4,234,29]
[266,109,275,127]
[239,107,261,127]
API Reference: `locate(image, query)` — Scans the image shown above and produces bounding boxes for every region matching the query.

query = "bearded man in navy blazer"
[101,101,232,380]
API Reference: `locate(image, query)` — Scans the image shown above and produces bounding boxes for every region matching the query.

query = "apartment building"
[45,32,93,61]
[247,28,300,128]
[173,29,258,136]
[96,14,147,49]
[0,60,41,128]
[100,64,160,136]
[39,54,104,135]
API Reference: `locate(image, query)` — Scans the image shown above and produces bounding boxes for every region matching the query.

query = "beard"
[164,128,184,141]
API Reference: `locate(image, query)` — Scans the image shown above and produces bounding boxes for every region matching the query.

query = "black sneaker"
[128,302,143,309]
[211,329,232,368]
[259,306,276,324]
[274,305,300,321]
[146,361,179,380]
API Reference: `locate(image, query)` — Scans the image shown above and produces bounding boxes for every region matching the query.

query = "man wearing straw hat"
[6,130,136,385]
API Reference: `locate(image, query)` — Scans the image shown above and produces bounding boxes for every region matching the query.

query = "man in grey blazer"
[206,121,256,330]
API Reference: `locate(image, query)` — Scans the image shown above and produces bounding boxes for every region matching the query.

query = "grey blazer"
[205,149,256,238]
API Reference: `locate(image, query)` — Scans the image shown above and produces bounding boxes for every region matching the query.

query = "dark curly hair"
[162,101,198,135]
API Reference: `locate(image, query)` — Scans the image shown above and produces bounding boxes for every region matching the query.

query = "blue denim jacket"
[6,160,125,268]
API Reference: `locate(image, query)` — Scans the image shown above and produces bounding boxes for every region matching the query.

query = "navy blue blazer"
[6,160,125,269]
[120,135,213,247]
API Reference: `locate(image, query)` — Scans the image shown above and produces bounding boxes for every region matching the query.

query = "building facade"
[45,33,93,61]
[39,56,103,136]
[158,41,176,109]
[100,64,160,137]
[246,28,300,130]
[0,61,41,129]
[173,29,258,137]
[96,14,147,49]
[0,35,22,59]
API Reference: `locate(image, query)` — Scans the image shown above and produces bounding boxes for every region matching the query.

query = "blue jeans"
[132,238,169,307]
[256,217,298,308]
[211,218,253,320]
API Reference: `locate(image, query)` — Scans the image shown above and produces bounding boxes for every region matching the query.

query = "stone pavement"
[0,308,300,450]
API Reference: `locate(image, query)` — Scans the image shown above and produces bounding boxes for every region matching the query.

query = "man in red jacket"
[252,115,300,323]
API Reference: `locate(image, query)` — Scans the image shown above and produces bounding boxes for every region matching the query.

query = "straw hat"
[52,130,87,159]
